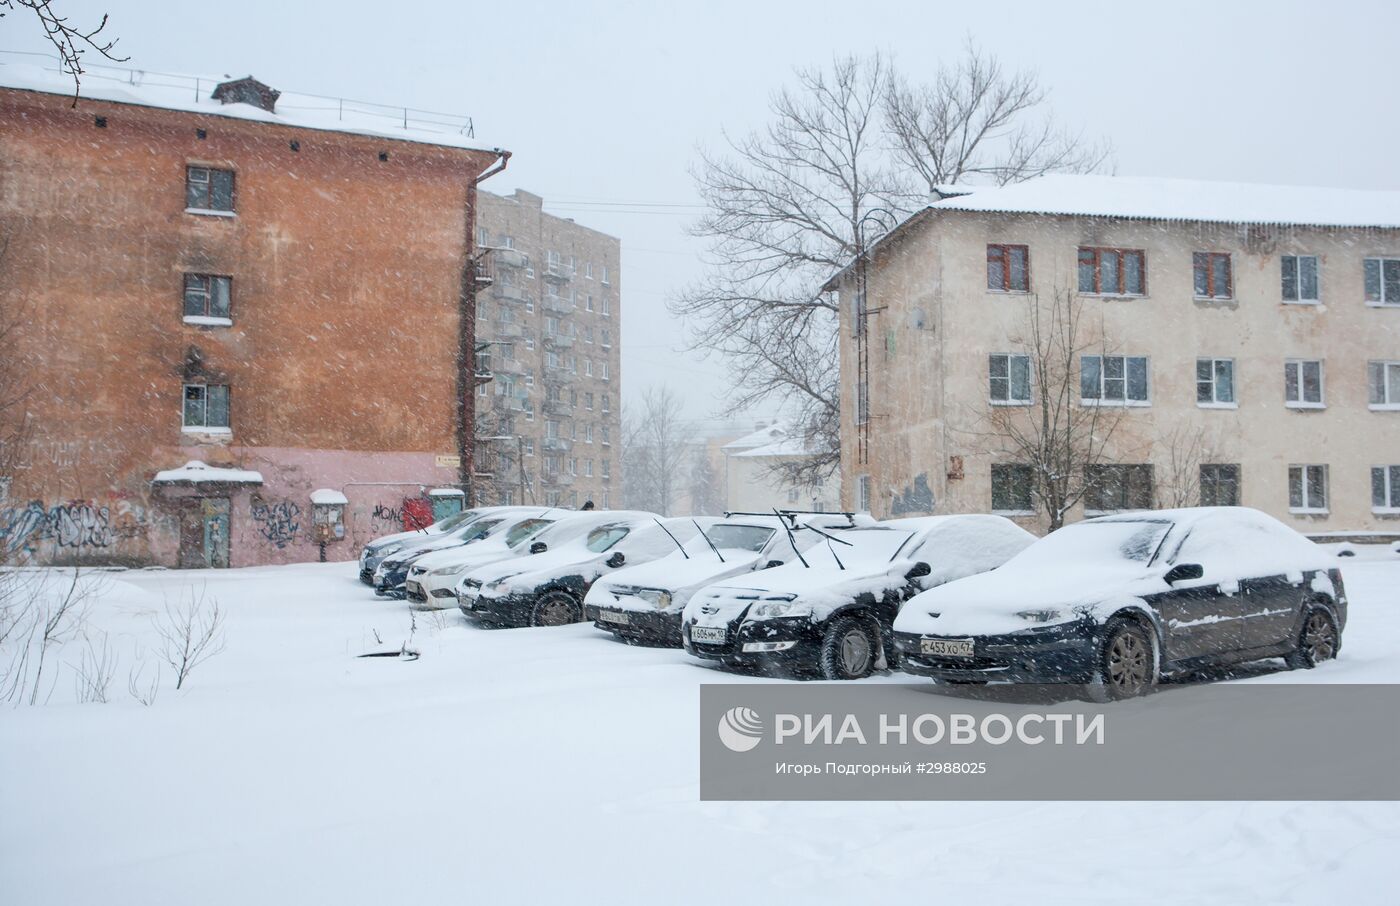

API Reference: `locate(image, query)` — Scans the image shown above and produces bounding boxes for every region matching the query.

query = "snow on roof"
[732,437,822,459]
[310,489,348,505]
[428,488,465,498]
[928,174,1400,229]
[152,460,263,485]
[722,421,790,452]
[0,60,504,155]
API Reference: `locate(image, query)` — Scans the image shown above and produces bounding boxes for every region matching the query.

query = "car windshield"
[1006,520,1172,571]
[800,529,914,569]
[433,510,476,532]
[505,518,555,547]
[458,518,503,542]
[685,523,775,554]
[586,525,631,552]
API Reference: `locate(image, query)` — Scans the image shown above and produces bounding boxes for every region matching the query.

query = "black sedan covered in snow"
[681,515,1034,680]
[894,507,1347,700]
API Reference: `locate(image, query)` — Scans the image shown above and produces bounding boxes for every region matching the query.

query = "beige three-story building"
[473,189,622,508]
[831,175,1400,536]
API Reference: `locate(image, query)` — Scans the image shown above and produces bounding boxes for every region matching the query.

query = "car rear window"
[506,518,554,547]
[586,525,631,552]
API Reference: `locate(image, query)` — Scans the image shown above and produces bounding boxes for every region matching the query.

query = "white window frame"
[1081,355,1151,407]
[1284,359,1325,409]
[1289,464,1329,514]
[856,474,871,513]
[1369,360,1400,411]
[1373,465,1400,514]
[988,353,1032,406]
[990,463,1036,516]
[1364,257,1400,307]
[1196,357,1238,409]
[1280,254,1321,305]
[181,382,231,433]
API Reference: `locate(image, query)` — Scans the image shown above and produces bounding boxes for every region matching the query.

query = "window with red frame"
[1078,247,1146,295]
[986,244,1029,293]
[1193,252,1233,299]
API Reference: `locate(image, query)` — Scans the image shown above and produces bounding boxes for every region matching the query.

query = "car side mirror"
[905,561,932,580]
[606,551,626,568]
[764,560,783,569]
[1164,563,1204,585]
[529,541,547,554]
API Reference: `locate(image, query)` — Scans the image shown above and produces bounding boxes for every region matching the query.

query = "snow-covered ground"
[3,555,1399,905]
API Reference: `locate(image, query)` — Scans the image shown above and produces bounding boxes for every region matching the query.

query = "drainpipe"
[458,150,512,507]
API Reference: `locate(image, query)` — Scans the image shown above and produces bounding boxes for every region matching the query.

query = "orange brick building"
[0,63,508,566]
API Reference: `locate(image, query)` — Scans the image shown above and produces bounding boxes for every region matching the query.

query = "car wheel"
[1087,619,1156,702]
[531,591,581,627]
[1284,606,1339,670]
[819,615,878,681]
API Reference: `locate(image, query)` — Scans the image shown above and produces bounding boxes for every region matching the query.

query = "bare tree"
[1156,425,1214,509]
[884,40,1111,190]
[155,589,226,691]
[969,289,1125,531]
[0,1,127,102]
[620,385,693,515]
[674,48,1108,485]
[688,447,725,517]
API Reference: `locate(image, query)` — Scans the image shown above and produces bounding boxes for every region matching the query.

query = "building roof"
[823,174,1400,291]
[722,422,791,452]
[0,59,505,155]
[732,437,821,459]
[927,174,1400,229]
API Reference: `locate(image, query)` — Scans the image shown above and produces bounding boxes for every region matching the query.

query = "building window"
[585,459,594,477]
[601,329,612,348]
[585,392,594,410]
[585,424,594,443]
[601,393,611,414]
[601,296,612,316]
[601,362,610,380]
[602,265,611,285]
[601,459,611,478]
[989,354,1031,404]
[183,274,232,321]
[986,244,1029,293]
[185,165,235,213]
[1196,358,1236,407]
[1289,464,1328,513]
[1364,257,1400,306]
[1078,247,1145,296]
[1192,252,1232,300]
[585,294,594,312]
[477,227,489,247]
[1200,464,1241,506]
[1281,254,1320,303]
[857,474,871,512]
[1284,359,1325,408]
[1369,361,1400,410]
[1373,465,1400,512]
[990,464,1034,514]
[182,383,230,431]
[1085,464,1153,513]
[584,359,593,377]
[523,439,534,456]
[1081,355,1149,405]
[601,426,611,446]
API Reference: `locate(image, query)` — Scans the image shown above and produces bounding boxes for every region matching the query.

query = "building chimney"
[211,77,280,113]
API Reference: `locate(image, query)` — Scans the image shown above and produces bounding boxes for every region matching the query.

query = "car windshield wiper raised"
[653,518,690,559]
[692,519,724,562]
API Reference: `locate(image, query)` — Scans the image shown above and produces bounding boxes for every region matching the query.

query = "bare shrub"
[154,588,226,691]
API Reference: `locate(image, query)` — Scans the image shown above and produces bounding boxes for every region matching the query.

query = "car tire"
[531,591,582,627]
[819,615,879,681]
[1085,618,1157,702]
[1284,606,1340,670]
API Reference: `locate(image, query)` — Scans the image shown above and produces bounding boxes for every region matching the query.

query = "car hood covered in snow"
[586,550,766,613]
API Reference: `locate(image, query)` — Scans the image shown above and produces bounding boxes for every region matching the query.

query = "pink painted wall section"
[229,448,463,566]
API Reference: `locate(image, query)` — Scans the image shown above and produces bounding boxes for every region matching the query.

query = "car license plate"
[598,609,630,625]
[405,581,421,596]
[691,626,726,643]
[459,595,477,610]
[921,637,974,657]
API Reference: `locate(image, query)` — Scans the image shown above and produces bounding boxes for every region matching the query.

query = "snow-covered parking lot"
[3,554,1400,905]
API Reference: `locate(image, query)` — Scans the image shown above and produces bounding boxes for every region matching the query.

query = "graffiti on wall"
[0,500,117,555]
[250,500,302,549]
[371,503,403,527]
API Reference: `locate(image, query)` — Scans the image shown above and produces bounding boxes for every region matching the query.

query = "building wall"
[0,86,500,565]
[839,209,1400,534]
[724,453,842,514]
[474,189,622,509]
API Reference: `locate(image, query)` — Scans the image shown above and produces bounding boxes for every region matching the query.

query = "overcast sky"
[6,0,1398,436]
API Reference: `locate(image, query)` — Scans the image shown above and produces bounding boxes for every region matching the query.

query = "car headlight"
[635,588,673,610]
[750,596,808,620]
[428,564,469,578]
[486,573,523,592]
[1015,609,1066,624]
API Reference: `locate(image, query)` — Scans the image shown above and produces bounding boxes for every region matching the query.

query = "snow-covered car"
[358,507,485,584]
[682,515,1035,680]
[893,507,1347,701]
[372,506,542,596]
[402,511,562,609]
[459,513,705,628]
[583,513,861,646]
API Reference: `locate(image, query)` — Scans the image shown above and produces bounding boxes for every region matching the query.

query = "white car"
[357,507,489,584]
[402,510,562,609]
[583,513,863,646]
[682,515,1036,680]
[458,512,705,628]
[371,506,548,596]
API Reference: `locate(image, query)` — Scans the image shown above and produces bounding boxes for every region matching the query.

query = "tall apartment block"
[473,190,622,509]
